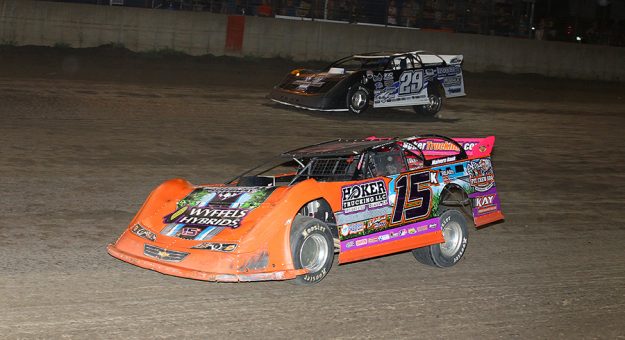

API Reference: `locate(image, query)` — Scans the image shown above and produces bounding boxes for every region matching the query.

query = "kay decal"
[341,180,388,213]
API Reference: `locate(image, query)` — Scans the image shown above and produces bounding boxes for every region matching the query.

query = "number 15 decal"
[391,171,432,224]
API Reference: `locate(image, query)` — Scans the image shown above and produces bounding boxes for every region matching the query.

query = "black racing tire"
[289,215,334,285]
[413,83,444,116]
[412,210,468,268]
[347,84,370,114]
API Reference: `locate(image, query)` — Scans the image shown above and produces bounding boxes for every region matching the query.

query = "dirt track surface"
[1,46,625,339]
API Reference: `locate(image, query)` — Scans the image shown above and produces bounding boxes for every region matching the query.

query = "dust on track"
[1,46,624,339]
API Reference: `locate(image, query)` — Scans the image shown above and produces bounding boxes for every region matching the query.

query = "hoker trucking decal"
[341,180,388,213]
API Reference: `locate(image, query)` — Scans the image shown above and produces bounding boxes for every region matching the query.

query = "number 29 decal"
[398,70,424,95]
[391,171,432,225]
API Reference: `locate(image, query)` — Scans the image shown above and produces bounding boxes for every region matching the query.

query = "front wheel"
[289,216,334,285]
[413,84,444,116]
[412,210,468,268]
[347,84,370,114]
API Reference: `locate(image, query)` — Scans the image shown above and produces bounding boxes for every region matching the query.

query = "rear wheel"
[289,216,334,285]
[412,210,468,268]
[347,84,370,114]
[413,84,444,116]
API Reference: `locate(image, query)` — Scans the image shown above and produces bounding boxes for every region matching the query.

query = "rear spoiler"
[411,51,463,66]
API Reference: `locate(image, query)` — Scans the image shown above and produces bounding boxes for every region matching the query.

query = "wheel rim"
[426,94,441,113]
[351,90,367,110]
[439,221,462,257]
[300,233,329,272]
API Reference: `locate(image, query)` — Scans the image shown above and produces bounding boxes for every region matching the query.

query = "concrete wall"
[1,0,624,81]
[243,16,625,81]
[0,0,228,55]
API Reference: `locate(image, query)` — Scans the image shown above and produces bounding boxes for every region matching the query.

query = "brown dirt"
[1,45,624,339]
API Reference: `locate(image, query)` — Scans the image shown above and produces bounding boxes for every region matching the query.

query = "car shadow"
[263,103,461,123]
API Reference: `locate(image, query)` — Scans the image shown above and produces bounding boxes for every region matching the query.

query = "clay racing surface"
[1,46,624,338]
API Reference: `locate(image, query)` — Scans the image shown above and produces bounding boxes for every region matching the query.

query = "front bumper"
[107,234,307,282]
[268,87,347,111]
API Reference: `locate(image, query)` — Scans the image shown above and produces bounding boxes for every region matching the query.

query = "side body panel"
[432,64,465,98]
[372,69,429,108]
[371,63,465,109]
[334,139,502,264]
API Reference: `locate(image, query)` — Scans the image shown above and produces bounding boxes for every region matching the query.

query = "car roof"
[351,51,432,59]
[351,51,405,58]
[281,138,397,158]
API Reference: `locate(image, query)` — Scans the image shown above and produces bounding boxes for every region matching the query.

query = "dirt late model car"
[268,51,465,115]
[108,135,503,285]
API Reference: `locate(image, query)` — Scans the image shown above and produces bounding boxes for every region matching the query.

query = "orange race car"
[108,135,504,284]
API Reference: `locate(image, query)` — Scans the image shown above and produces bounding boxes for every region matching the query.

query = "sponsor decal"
[365,215,388,231]
[336,205,393,226]
[474,193,498,215]
[293,76,325,91]
[340,218,441,252]
[341,180,388,213]
[443,76,462,87]
[165,206,248,228]
[383,72,393,80]
[375,81,384,89]
[436,65,461,76]
[192,242,238,252]
[373,74,383,82]
[415,140,460,152]
[469,187,501,217]
[467,159,495,192]
[131,224,156,242]
[441,168,455,176]
[180,227,202,237]
[163,187,274,234]
[340,222,365,237]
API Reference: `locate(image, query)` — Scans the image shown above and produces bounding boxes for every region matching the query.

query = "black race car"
[268,51,465,115]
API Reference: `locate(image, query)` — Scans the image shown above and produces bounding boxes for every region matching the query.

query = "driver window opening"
[367,149,407,177]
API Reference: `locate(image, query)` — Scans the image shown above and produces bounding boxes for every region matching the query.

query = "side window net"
[305,157,358,181]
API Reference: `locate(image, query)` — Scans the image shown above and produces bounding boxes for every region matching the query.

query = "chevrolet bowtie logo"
[157,250,170,258]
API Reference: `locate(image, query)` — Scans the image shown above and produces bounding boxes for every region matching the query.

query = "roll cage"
[326,51,451,73]
[228,136,467,186]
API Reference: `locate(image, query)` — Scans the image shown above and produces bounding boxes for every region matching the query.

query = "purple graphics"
[340,217,440,252]
[469,187,502,217]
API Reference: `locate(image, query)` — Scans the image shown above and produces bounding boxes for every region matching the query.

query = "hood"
[158,186,277,241]
[278,70,349,94]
